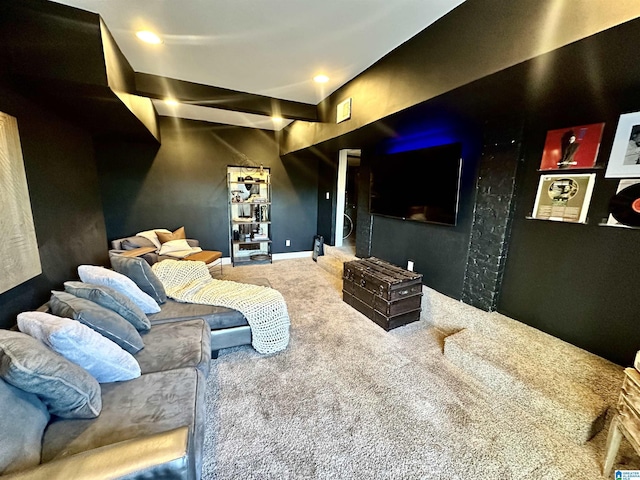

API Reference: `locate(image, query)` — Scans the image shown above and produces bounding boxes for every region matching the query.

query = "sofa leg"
[211,350,219,360]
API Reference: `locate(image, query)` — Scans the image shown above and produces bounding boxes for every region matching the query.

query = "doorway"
[335,149,361,250]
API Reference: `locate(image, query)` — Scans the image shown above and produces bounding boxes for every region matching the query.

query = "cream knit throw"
[152,260,290,354]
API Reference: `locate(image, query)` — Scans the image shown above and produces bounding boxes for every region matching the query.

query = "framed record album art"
[532,173,596,223]
[539,123,605,170]
[607,179,640,228]
[605,111,640,178]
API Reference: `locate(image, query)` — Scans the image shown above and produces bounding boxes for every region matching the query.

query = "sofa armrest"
[3,427,194,480]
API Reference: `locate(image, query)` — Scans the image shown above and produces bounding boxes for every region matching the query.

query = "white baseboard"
[273,251,313,260]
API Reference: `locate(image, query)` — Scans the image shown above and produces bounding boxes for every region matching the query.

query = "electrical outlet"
[285,239,291,247]
[407,260,414,271]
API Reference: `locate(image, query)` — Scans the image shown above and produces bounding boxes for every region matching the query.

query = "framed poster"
[532,173,596,223]
[539,123,604,170]
[605,111,640,178]
[607,179,640,227]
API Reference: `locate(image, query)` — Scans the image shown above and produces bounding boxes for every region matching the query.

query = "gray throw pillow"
[0,330,101,419]
[18,312,141,383]
[121,235,156,250]
[0,378,49,474]
[64,281,150,332]
[49,291,144,355]
[110,255,167,304]
[77,265,160,314]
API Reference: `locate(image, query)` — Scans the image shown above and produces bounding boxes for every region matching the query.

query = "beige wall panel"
[0,112,42,293]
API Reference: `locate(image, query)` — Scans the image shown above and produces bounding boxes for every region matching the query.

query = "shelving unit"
[227,165,272,266]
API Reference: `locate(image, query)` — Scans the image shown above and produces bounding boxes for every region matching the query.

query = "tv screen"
[370,142,462,226]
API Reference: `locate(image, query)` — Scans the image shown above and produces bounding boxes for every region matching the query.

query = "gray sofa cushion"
[0,377,50,474]
[148,299,248,329]
[49,291,144,355]
[136,319,211,377]
[0,330,102,419]
[111,255,167,304]
[64,281,151,332]
[42,367,206,479]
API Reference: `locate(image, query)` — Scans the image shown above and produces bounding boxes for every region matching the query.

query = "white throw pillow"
[158,239,202,258]
[135,229,171,249]
[17,311,141,383]
[77,265,160,314]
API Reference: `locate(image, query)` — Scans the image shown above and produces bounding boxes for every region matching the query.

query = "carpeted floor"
[201,256,639,479]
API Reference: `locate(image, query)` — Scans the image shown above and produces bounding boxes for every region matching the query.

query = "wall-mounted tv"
[370,142,462,226]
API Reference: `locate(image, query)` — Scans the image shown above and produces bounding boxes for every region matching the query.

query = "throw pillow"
[77,265,161,314]
[17,311,141,383]
[64,281,151,332]
[158,239,202,258]
[0,330,101,419]
[156,226,186,244]
[121,235,156,251]
[49,291,145,355]
[136,228,171,249]
[110,255,167,304]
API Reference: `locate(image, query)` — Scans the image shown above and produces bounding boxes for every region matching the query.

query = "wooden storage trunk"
[342,257,422,331]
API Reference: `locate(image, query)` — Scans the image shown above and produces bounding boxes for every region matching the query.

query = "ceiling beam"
[135,72,319,122]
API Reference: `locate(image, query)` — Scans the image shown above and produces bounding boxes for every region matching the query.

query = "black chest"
[342,257,422,331]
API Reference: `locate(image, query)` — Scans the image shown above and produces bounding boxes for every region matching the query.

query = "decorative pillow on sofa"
[49,291,145,355]
[78,265,161,314]
[158,239,202,258]
[0,377,49,474]
[156,226,186,244]
[110,255,167,304]
[18,311,141,383]
[121,235,156,251]
[0,330,101,419]
[136,228,171,249]
[64,281,151,332]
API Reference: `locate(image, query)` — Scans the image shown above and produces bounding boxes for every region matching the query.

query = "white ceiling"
[54,0,466,129]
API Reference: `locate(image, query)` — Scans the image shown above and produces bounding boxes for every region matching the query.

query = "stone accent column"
[462,121,523,311]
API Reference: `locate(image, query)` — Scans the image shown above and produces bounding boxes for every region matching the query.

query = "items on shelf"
[227,165,272,266]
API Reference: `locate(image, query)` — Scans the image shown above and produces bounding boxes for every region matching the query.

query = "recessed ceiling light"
[164,98,179,106]
[136,30,162,44]
[313,74,329,84]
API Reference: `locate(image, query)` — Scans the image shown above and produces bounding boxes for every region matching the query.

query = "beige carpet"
[201,256,639,479]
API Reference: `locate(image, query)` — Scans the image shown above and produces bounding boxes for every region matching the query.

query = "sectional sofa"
[0,253,260,479]
[110,233,255,358]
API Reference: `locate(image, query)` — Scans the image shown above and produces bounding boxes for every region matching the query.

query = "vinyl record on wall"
[609,182,640,227]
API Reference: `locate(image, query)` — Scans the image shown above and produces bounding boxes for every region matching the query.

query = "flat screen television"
[370,142,462,226]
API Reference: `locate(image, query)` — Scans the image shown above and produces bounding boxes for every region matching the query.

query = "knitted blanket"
[152,260,290,354]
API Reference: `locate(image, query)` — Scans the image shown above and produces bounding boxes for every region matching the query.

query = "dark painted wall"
[495,20,640,366]
[0,79,109,328]
[97,117,318,256]
[307,17,640,365]
[317,156,337,245]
